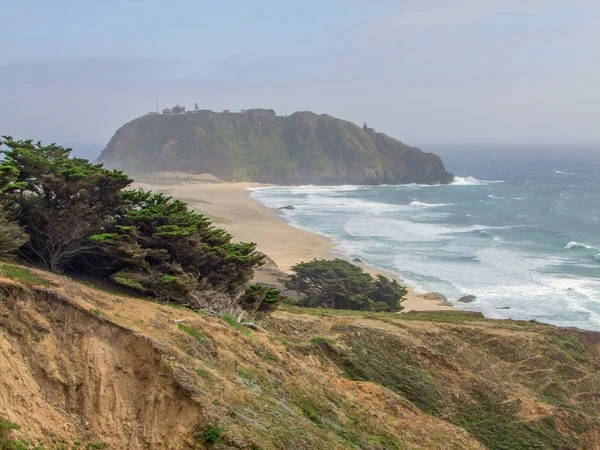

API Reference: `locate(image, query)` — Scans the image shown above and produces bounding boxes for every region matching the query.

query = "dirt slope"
[0,266,598,449]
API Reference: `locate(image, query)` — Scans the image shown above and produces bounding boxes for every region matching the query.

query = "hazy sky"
[1,0,599,159]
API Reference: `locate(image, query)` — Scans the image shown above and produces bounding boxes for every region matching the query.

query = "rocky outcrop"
[98,110,454,185]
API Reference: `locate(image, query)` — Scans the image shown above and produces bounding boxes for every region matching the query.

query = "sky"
[1,0,599,159]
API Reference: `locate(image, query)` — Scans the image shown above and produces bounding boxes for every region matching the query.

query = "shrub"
[0,208,27,256]
[195,425,222,445]
[240,284,285,318]
[285,259,407,312]
[0,417,28,450]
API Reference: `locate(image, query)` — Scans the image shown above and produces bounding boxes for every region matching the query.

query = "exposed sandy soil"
[131,172,453,312]
[1,266,598,449]
[0,269,483,450]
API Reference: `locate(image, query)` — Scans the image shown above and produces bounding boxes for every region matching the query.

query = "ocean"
[249,153,600,331]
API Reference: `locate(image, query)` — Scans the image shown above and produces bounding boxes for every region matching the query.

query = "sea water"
[249,154,600,331]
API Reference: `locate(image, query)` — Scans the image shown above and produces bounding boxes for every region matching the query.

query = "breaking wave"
[451,176,504,186]
[409,201,451,208]
[565,241,597,250]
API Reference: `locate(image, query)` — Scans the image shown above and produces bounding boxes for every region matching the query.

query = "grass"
[196,367,211,379]
[0,264,49,287]
[221,313,250,335]
[90,309,107,318]
[309,337,337,346]
[177,323,208,342]
[550,332,587,362]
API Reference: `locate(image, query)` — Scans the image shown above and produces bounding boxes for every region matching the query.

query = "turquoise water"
[249,154,600,331]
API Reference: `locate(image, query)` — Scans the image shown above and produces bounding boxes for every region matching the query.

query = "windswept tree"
[90,191,265,306]
[286,259,407,312]
[0,136,275,317]
[0,136,131,272]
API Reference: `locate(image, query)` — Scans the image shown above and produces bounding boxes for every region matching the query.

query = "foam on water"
[451,176,504,186]
[409,201,451,208]
[248,162,600,330]
[565,241,597,250]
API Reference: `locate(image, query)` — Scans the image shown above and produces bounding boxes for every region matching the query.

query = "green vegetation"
[240,284,285,319]
[195,367,211,379]
[0,264,49,286]
[0,417,26,450]
[177,323,208,342]
[0,136,282,319]
[98,110,454,185]
[0,209,27,257]
[90,309,106,318]
[286,259,407,312]
[221,313,249,335]
[195,425,222,445]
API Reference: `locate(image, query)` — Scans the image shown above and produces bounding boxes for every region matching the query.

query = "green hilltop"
[98,109,454,185]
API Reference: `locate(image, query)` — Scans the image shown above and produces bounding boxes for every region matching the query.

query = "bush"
[240,284,285,319]
[286,259,406,312]
[0,417,28,450]
[0,208,27,256]
[195,425,222,445]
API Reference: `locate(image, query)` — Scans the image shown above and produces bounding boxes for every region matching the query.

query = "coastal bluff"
[98,109,454,185]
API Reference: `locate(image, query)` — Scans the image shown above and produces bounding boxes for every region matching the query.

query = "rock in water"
[98,110,454,185]
[458,295,477,303]
[278,205,295,210]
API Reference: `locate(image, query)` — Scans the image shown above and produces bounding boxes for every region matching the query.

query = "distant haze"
[1,1,599,160]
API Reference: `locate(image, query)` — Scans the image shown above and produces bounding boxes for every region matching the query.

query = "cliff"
[98,110,454,185]
[1,264,598,449]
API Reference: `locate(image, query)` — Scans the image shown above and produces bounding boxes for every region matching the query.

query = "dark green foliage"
[285,259,406,312]
[240,284,285,318]
[0,136,131,272]
[0,417,28,450]
[0,136,265,313]
[371,275,408,312]
[92,191,264,304]
[195,425,222,445]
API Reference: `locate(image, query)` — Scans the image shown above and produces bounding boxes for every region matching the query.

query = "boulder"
[278,205,295,210]
[422,292,452,306]
[457,295,477,304]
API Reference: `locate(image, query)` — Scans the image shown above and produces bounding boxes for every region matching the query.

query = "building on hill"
[223,109,230,113]
[173,105,186,114]
[162,108,172,114]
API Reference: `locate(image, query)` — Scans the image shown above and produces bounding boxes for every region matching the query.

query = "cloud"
[0,56,170,84]
[372,0,594,32]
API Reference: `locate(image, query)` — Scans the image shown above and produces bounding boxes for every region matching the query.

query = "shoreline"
[131,173,453,312]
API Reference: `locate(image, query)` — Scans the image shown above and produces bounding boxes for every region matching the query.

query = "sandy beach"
[132,173,453,312]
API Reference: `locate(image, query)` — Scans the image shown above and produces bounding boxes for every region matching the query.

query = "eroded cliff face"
[1,267,598,449]
[98,110,454,185]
